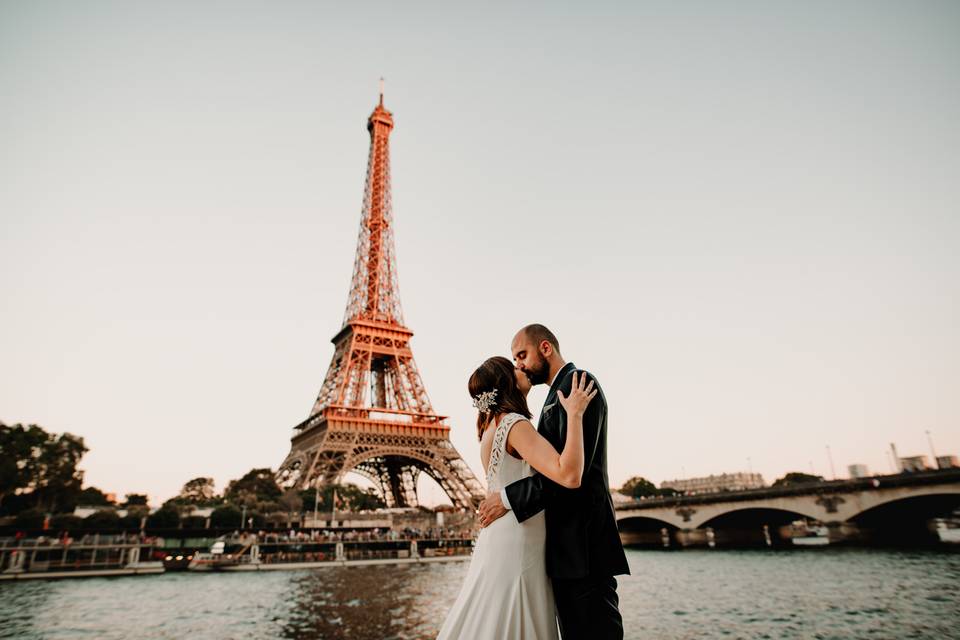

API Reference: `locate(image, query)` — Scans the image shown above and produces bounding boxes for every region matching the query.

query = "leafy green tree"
[772,472,825,487]
[224,468,282,506]
[298,483,386,512]
[278,488,303,513]
[119,512,144,531]
[0,423,87,513]
[178,477,220,505]
[75,486,113,507]
[50,514,83,532]
[34,431,87,512]
[620,476,660,498]
[146,506,180,529]
[122,494,148,507]
[0,423,47,508]
[210,505,242,528]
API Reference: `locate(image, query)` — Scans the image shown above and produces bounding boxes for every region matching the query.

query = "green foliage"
[278,488,303,513]
[119,513,143,530]
[146,506,180,529]
[772,472,825,487]
[169,477,221,508]
[122,494,148,507]
[620,476,660,498]
[0,422,87,513]
[224,468,282,506]
[210,505,242,528]
[76,486,114,506]
[299,483,386,512]
[83,510,121,531]
[50,514,83,531]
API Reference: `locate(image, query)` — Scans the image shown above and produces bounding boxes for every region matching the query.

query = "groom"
[477,324,630,639]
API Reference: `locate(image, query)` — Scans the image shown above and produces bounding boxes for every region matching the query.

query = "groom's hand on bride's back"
[477,492,507,528]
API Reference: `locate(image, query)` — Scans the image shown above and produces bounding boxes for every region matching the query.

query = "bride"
[437,356,596,639]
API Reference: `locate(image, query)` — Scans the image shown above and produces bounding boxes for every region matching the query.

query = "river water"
[1,547,958,639]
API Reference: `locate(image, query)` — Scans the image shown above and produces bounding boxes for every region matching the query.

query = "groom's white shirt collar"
[500,363,567,512]
[548,366,564,389]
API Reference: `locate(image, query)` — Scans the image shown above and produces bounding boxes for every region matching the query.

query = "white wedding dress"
[437,413,559,639]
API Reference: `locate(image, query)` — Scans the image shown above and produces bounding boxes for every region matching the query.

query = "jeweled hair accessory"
[472,389,498,414]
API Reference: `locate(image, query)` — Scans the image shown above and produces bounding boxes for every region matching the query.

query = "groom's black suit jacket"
[505,362,630,581]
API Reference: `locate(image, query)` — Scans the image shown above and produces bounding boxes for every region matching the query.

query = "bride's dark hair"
[468,356,532,441]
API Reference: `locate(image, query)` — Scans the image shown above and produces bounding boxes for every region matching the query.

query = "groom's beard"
[526,354,550,385]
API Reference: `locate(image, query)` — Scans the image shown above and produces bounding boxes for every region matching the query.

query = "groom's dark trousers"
[504,363,630,640]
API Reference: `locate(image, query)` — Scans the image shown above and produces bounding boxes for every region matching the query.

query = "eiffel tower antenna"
[276,90,484,510]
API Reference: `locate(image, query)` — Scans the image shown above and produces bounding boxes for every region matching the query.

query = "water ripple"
[1,548,957,639]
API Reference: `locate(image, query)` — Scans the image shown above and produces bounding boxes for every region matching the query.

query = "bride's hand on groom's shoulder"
[556,371,597,417]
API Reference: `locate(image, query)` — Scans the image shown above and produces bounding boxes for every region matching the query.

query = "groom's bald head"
[512,324,563,386]
[518,324,560,355]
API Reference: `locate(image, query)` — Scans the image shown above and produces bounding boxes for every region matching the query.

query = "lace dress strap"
[486,413,525,487]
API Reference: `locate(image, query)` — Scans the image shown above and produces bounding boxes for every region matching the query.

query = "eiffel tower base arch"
[277,424,483,510]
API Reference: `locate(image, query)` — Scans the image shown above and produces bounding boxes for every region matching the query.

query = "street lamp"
[926,430,939,469]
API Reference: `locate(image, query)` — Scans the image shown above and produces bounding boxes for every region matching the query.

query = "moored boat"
[0,534,165,580]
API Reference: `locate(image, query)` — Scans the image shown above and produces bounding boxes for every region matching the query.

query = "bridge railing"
[616,468,960,510]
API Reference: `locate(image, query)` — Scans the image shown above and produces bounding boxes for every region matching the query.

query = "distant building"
[899,456,931,472]
[848,464,870,479]
[936,455,959,469]
[660,472,765,495]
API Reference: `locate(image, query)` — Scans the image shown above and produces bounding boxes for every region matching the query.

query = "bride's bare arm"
[506,372,596,489]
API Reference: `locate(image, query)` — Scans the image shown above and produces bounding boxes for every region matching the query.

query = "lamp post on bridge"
[826,445,837,480]
[926,430,939,469]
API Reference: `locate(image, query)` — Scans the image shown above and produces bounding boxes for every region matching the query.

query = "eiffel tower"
[276,89,484,510]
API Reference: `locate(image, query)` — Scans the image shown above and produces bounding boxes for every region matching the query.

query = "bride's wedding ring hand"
[556,371,597,417]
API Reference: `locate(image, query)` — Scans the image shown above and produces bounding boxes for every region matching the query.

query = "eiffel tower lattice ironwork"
[276,90,484,510]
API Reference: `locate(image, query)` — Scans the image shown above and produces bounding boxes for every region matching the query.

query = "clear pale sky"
[2,1,958,507]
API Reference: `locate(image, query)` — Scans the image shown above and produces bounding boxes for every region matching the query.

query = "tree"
[210,505,242,528]
[146,506,180,529]
[772,472,825,487]
[35,431,87,512]
[298,483,386,512]
[278,488,303,514]
[122,494,148,507]
[50,513,83,532]
[76,486,114,507]
[83,510,121,531]
[0,423,47,508]
[224,468,282,506]
[0,423,88,513]
[620,476,660,498]
[178,477,218,505]
[119,512,144,531]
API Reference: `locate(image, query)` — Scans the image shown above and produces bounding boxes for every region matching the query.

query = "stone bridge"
[615,468,960,547]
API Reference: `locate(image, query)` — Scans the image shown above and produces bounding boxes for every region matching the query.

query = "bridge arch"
[846,488,960,524]
[617,515,680,547]
[698,506,819,530]
[687,501,824,530]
